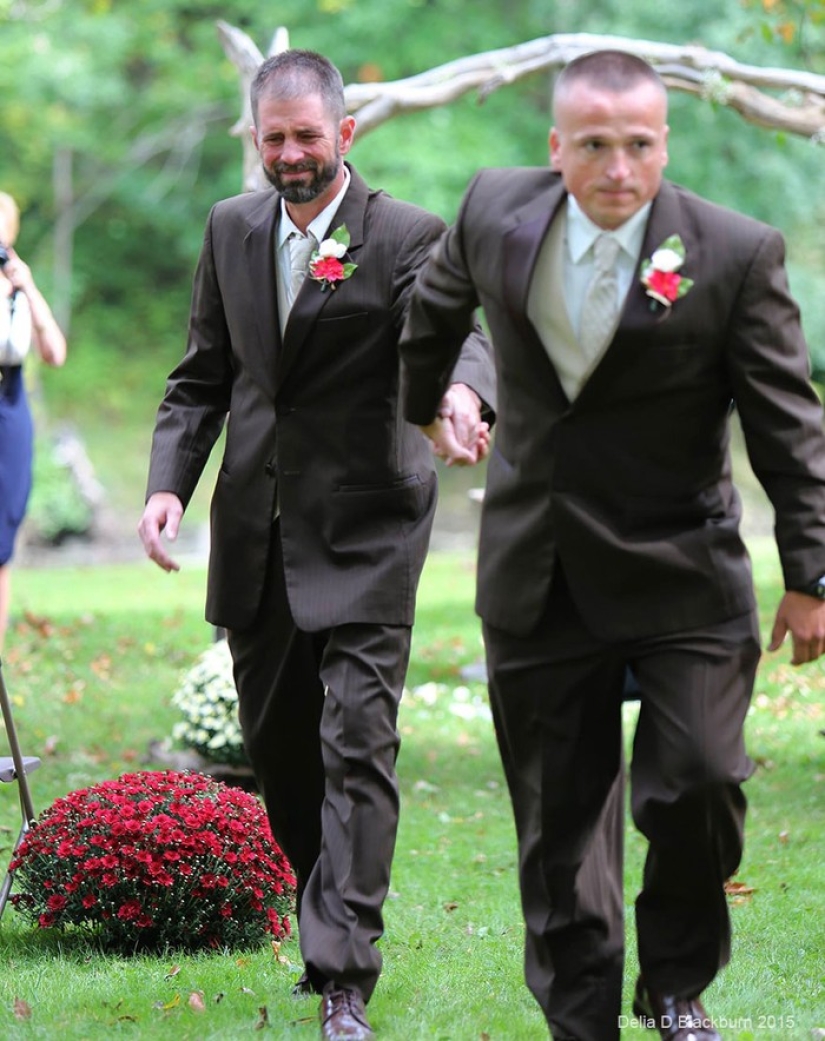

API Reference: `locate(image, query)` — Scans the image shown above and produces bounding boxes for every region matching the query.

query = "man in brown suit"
[400,50,825,1041]
[138,50,494,1041]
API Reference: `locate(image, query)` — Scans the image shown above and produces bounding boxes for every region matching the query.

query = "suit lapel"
[502,182,565,317]
[502,181,571,406]
[241,190,282,401]
[276,165,368,390]
[620,180,689,331]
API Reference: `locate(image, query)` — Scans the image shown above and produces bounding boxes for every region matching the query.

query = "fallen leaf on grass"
[164,965,181,980]
[188,991,206,1013]
[255,1006,269,1030]
[23,611,54,638]
[90,654,112,679]
[725,880,756,905]
[154,993,181,1011]
[292,1015,316,1026]
[443,901,459,912]
[13,997,32,1020]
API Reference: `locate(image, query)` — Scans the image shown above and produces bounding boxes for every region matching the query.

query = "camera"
[0,243,9,267]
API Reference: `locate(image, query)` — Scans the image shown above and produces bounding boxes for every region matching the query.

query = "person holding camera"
[0,191,67,652]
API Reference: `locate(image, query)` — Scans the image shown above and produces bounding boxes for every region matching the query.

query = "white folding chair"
[0,660,39,921]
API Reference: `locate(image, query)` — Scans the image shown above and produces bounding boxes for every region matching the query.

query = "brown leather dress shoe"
[633,978,721,1040]
[319,983,374,1040]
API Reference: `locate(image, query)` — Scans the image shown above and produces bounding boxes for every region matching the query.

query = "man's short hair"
[554,50,667,109]
[251,49,347,126]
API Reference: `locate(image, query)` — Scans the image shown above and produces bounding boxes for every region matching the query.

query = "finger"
[155,551,181,573]
[164,513,180,541]
[767,618,787,653]
[793,638,825,665]
[145,533,180,572]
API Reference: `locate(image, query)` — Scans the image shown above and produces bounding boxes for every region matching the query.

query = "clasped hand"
[419,382,490,467]
[769,590,825,665]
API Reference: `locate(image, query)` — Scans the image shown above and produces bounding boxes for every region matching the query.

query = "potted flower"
[10,769,295,953]
[170,639,249,770]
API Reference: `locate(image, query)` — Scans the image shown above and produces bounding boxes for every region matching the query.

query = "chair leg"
[0,661,38,923]
[0,817,30,921]
[0,663,36,823]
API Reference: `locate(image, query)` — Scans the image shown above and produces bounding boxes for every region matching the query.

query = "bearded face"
[261,152,341,203]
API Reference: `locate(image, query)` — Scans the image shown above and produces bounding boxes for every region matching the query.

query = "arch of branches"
[216,23,825,191]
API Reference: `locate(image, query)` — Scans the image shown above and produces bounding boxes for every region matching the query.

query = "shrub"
[10,770,295,953]
[171,640,248,767]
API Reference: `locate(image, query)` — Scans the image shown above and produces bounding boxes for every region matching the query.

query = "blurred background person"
[0,191,67,653]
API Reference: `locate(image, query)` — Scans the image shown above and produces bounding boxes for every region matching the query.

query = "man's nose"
[280,139,306,164]
[605,149,631,179]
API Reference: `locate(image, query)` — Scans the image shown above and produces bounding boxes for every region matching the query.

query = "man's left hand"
[768,591,825,664]
[419,382,490,466]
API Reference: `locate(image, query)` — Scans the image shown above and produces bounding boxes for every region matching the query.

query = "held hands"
[768,591,825,665]
[138,492,184,573]
[419,382,490,467]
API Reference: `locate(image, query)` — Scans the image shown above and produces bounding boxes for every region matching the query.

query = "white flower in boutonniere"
[308,224,358,291]
[640,234,694,309]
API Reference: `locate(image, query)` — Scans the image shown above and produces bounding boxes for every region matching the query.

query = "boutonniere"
[640,234,694,309]
[308,225,357,292]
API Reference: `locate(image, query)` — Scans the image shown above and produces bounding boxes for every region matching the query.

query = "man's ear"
[339,116,357,156]
[549,128,562,171]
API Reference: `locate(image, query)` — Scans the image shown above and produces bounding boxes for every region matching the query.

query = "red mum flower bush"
[10,770,295,954]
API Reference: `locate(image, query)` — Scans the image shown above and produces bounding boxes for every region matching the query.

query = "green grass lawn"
[0,543,822,1039]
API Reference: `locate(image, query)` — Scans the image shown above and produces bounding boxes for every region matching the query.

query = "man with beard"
[138,50,494,1041]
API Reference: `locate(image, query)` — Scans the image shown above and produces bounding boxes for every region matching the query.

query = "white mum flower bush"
[171,639,248,767]
[169,644,492,770]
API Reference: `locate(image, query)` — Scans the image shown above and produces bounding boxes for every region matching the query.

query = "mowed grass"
[0,542,822,1039]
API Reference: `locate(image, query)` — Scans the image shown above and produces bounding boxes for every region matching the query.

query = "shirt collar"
[277,166,351,250]
[565,194,651,265]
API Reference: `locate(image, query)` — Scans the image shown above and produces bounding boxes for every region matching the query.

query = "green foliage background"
[1,0,824,515]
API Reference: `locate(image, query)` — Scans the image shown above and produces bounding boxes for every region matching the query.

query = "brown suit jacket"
[401,170,825,639]
[146,165,495,631]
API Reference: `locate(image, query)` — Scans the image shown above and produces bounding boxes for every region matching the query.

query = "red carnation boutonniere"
[640,234,694,310]
[308,224,357,292]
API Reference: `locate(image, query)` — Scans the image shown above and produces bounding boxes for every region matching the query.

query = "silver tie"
[287,232,316,308]
[579,234,621,359]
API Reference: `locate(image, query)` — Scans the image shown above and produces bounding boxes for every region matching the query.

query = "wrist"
[791,574,825,600]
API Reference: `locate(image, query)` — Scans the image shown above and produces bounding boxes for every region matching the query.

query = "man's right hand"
[138,492,184,573]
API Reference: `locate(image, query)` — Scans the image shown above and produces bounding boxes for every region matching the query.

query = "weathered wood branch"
[217,25,825,192]
[342,33,825,138]
[216,20,289,190]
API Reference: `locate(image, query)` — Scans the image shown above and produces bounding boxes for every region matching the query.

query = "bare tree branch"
[218,26,825,192]
[216,21,292,190]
